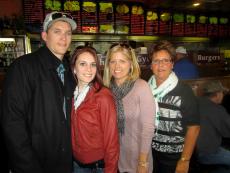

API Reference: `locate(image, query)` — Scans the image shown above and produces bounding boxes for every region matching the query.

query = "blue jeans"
[198,147,230,173]
[73,161,104,173]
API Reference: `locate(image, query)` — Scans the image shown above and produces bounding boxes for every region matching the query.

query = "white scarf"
[148,72,178,127]
[74,85,90,110]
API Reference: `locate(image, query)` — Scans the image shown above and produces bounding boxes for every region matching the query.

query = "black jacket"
[1,46,75,173]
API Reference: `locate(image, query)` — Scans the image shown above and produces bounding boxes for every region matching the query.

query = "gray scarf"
[110,80,135,135]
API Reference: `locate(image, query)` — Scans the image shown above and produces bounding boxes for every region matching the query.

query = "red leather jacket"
[71,83,119,173]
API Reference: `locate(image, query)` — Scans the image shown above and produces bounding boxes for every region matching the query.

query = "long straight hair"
[70,46,103,91]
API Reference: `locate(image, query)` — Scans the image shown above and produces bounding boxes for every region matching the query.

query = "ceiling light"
[0,38,15,42]
[193,3,200,7]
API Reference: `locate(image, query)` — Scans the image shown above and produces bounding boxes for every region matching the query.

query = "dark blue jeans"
[73,161,104,173]
[198,147,230,173]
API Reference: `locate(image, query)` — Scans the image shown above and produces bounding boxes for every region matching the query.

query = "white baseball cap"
[43,11,77,32]
[176,46,187,54]
[203,80,229,94]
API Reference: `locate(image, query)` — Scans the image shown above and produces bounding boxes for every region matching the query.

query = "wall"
[0,0,22,17]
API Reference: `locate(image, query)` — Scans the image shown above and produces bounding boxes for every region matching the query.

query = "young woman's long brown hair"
[70,46,104,91]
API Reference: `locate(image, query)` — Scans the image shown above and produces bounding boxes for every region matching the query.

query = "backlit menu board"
[98,2,114,34]
[159,12,172,35]
[219,25,229,37]
[207,17,218,37]
[23,0,44,32]
[184,14,196,36]
[114,3,130,34]
[44,0,62,24]
[219,17,229,37]
[63,0,81,33]
[81,1,98,33]
[196,15,208,37]
[145,10,158,35]
[172,13,184,36]
[130,4,144,35]
[44,0,62,11]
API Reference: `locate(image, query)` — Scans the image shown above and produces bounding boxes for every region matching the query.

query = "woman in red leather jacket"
[70,46,119,173]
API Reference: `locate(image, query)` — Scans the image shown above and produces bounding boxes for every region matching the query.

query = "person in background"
[103,43,156,173]
[173,46,199,80]
[70,46,119,173]
[196,80,230,172]
[222,92,230,114]
[1,11,76,173]
[148,40,200,173]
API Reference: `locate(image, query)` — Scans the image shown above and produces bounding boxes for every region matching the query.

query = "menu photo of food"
[172,13,184,36]
[131,4,144,35]
[81,1,98,33]
[45,0,61,11]
[145,10,159,35]
[196,15,208,37]
[159,12,172,35]
[99,2,114,33]
[208,16,218,37]
[64,0,80,11]
[115,3,130,34]
[219,17,229,37]
[99,25,114,33]
[184,14,196,36]
[64,1,81,33]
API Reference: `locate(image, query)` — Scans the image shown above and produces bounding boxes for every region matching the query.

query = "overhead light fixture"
[0,38,15,42]
[193,2,200,7]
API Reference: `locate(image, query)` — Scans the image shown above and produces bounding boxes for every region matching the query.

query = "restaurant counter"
[183,75,230,96]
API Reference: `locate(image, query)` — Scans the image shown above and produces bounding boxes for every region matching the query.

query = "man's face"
[176,52,184,61]
[42,21,72,60]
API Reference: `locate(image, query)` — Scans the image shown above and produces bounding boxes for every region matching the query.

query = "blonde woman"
[103,43,156,173]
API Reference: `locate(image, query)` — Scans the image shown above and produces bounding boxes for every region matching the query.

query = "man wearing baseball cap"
[173,46,199,80]
[196,80,230,172]
[1,12,77,173]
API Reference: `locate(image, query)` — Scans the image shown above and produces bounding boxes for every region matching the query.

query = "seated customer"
[196,80,230,172]
[222,93,230,114]
[173,46,199,80]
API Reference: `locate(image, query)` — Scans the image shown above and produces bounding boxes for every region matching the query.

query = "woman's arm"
[100,89,119,173]
[175,125,200,173]
[137,81,156,173]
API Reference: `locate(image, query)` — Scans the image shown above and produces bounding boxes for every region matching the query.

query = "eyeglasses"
[151,58,172,65]
[109,43,131,50]
[52,12,73,20]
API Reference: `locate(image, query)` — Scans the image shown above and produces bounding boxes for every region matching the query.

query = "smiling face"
[109,51,131,86]
[74,52,97,89]
[42,20,72,60]
[151,50,174,86]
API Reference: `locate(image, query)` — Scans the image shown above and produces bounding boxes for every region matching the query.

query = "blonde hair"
[103,43,140,87]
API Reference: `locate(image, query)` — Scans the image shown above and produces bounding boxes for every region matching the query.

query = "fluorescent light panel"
[0,38,15,42]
